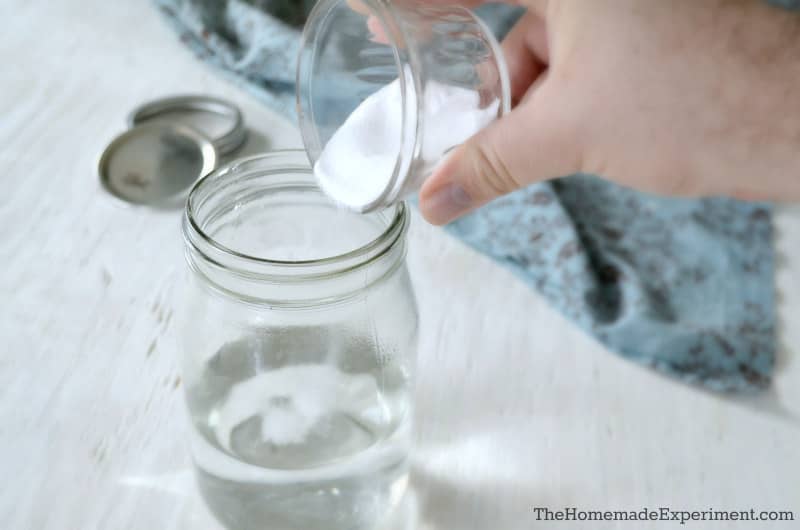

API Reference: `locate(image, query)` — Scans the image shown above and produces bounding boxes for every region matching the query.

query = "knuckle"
[468,142,520,199]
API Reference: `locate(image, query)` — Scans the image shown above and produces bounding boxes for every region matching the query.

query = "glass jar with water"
[179,151,417,530]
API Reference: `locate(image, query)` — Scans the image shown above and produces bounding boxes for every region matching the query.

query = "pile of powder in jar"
[314,68,499,211]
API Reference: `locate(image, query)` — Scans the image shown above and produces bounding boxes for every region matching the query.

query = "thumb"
[419,87,579,225]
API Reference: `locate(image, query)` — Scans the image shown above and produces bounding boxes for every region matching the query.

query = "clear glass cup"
[297,0,510,212]
[179,151,418,530]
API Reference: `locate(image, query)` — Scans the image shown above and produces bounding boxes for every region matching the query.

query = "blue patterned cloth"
[155,0,781,392]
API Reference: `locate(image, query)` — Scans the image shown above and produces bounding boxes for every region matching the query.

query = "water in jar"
[185,324,411,530]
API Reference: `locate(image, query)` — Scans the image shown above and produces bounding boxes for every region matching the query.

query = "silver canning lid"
[98,122,217,207]
[128,95,247,155]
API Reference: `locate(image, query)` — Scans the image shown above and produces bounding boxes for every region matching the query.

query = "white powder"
[210,364,382,449]
[314,68,499,210]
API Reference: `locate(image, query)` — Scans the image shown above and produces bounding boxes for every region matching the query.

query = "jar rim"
[183,150,408,276]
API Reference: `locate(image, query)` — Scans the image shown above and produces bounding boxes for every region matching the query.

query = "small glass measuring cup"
[297,0,510,212]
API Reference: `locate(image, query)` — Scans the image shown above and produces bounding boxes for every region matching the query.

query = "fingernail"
[421,183,473,225]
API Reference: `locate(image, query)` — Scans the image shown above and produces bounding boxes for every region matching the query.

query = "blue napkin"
[155,0,778,392]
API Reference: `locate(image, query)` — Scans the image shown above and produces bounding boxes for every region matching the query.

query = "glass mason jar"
[296,0,510,212]
[179,151,418,530]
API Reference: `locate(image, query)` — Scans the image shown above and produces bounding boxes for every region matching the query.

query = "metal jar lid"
[128,95,247,155]
[97,122,217,207]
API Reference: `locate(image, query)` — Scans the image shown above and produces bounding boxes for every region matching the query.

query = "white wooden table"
[2,2,799,529]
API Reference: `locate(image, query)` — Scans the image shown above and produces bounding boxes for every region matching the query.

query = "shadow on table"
[725,239,800,428]
[408,467,547,530]
[723,338,800,428]
[378,469,549,530]
[221,128,271,163]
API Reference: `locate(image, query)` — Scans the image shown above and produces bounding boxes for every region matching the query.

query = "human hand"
[419,0,800,224]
